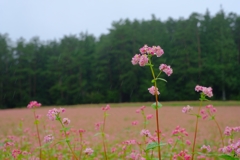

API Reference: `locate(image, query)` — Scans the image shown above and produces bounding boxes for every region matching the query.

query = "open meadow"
[0,101,239,159]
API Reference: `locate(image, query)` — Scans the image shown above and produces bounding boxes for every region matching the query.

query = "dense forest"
[0,9,240,108]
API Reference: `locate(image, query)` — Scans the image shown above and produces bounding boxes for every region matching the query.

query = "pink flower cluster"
[43,134,54,143]
[27,101,41,109]
[182,105,193,113]
[140,129,151,137]
[173,150,191,160]
[200,105,217,120]
[12,149,21,158]
[224,126,240,136]
[159,64,173,76]
[128,151,145,160]
[219,139,240,155]
[46,108,65,121]
[62,118,71,126]
[84,147,94,155]
[200,145,211,153]
[131,44,164,66]
[148,86,160,95]
[136,106,146,113]
[195,85,213,98]
[172,126,189,137]
[102,104,110,111]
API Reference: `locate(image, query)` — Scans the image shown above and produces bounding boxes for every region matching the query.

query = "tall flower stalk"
[131,44,173,160]
[47,108,78,160]
[27,101,42,159]
[191,85,213,160]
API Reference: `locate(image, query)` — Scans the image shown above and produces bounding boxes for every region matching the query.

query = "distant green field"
[51,101,240,108]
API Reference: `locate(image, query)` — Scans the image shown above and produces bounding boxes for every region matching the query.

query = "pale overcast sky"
[1,0,240,41]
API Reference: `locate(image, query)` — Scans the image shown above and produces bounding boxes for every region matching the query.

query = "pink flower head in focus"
[159,64,173,76]
[148,86,160,95]
[139,55,149,66]
[131,54,141,65]
[139,44,148,54]
[27,101,41,109]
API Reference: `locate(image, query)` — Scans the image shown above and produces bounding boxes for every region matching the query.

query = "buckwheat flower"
[154,46,164,57]
[131,54,141,65]
[182,105,193,113]
[168,138,173,145]
[27,101,41,109]
[148,86,160,95]
[139,54,148,66]
[224,126,233,136]
[12,149,21,158]
[140,129,151,137]
[84,148,94,155]
[102,104,110,111]
[43,134,54,143]
[62,118,70,126]
[132,121,138,125]
[201,145,211,153]
[47,108,60,121]
[139,44,148,54]
[186,140,191,145]
[146,114,153,120]
[195,85,203,92]
[140,106,146,111]
[202,87,213,97]
[136,109,140,113]
[159,64,173,76]
[95,122,103,130]
[78,129,86,133]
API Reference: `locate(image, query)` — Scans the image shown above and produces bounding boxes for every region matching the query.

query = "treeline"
[1,10,240,108]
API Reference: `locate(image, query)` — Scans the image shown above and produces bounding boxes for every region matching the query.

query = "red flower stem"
[102,112,108,160]
[149,59,161,160]
[191,101,202,160]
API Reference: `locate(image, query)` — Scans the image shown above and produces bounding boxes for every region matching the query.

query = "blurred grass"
[52,101,240,108]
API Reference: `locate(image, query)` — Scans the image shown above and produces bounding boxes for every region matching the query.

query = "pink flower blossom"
[140,129,151,137]
[195,85,213,98]
[27,101,41,109]
[46,108,66,121]
[148,86,160,95]
[131,54,141,65]
[132,121,138,125]
[12,149,21,158]
[139,45,148,54]
[154,46,164,57]
[102,104,110,111]
[201,145,211,153]
[43,134,54,143]
[182,105,193,113]
[139,55,148,66]
[78,129,86,133]
[62,118,71,126]
[95,122,103,130]
[186,140,191,145]
[84,148,94,155]
[146,114,153,120]
[159,64,173,76]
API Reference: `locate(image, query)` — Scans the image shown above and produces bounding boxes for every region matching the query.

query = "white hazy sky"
[1,0,240,41]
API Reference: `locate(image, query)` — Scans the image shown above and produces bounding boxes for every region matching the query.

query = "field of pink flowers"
[0,104,239,160]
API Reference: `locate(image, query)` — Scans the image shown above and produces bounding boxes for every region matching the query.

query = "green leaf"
[155,78,167,83]
[60,127,70,132]
[146,142,166,151]
[151,102,162,109]
[219,154,238,160]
